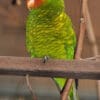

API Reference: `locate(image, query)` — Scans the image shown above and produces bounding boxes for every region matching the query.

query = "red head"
[26,0,44,9]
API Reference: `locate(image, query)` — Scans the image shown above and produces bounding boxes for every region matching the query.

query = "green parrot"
[26,0,77,99]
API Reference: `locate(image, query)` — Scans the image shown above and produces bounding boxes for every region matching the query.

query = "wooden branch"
[0,56,99,79]
[75,0,86,59]
[61,79,73,100]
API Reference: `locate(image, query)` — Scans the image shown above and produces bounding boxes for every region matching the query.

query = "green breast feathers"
[26,8,76,59]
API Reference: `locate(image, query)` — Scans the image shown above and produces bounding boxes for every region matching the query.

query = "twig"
[61,0,87,99]
[84,0,100,99]
[82,55,100,60]
[61,79,73,100]
[75,0,87,59]
[26,74,37,100]
[85,0,99,56]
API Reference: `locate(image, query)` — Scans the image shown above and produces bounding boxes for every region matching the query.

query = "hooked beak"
[27,0,35,10]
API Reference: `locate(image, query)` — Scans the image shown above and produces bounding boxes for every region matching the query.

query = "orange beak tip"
[27,0,35,10]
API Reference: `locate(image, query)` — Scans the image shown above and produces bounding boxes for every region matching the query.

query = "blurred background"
[0,0,99,100]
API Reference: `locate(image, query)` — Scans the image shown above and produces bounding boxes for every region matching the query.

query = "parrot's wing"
[65,45,75,60]
[65,15,76,60]
[26,34,35,58]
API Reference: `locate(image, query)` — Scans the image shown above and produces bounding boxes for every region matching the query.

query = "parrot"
[26,0,78,99]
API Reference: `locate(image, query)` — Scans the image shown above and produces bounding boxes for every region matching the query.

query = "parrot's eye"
[27,0,44,9]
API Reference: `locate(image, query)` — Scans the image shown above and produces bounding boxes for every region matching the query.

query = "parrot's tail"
[53,77,67,92]
[53,78,79,100]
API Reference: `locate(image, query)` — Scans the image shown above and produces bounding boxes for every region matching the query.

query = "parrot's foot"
[42,56,49,63]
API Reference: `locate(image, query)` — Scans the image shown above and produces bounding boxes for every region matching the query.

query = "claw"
[42,56,49,63]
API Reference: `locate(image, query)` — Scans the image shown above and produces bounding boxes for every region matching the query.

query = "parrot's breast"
[26,10,76,59]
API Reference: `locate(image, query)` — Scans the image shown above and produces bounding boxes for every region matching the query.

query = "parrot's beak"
[27,0,35,10]
[26,0,44,10]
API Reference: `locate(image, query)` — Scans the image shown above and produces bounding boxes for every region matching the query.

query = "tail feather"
[53,78,79,100]
[53,78,66,91]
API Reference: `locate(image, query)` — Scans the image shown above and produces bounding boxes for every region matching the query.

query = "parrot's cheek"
[27,0,44,9]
